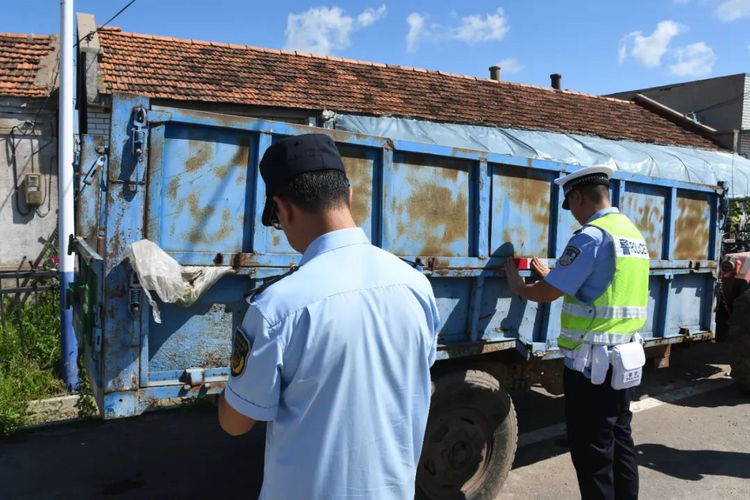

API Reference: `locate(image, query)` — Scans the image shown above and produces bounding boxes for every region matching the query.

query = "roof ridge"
[100,29,631,105]
[0,32,53,39]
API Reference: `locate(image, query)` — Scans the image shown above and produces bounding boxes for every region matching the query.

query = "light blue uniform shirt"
[225,228,440,500]
[545,208,619,372]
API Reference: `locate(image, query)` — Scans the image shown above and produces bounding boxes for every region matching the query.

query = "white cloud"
[453,8,510,45]
[357,5,387,27]
[406,13,427,53]
[496,58,524,74]
[716,0,750,21]
[669,42,717,76]
[285,5,386,55]
[406,8,510,52]
[619,20,685,68]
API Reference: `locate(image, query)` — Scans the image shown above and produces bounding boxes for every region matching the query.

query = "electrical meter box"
[24,173,43,206]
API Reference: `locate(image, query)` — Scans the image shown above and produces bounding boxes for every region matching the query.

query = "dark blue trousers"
[564,367,639,500]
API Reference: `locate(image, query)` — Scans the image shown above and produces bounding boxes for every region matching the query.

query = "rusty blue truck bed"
[72,94,723,420]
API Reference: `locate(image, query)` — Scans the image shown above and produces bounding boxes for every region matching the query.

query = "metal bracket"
[128,271,143,315]
[93,327,102,354]
[185,368,205,387]
[130,106,148,188]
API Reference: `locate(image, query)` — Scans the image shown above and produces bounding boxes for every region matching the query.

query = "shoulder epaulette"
[245,265,299,302]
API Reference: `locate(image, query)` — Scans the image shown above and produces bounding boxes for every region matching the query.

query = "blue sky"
[3,0,750,94]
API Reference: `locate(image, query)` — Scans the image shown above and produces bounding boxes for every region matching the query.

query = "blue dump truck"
[71,94,725,498]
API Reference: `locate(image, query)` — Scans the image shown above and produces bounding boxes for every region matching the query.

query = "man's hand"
[504,258,525,293]
[531,257,550,279]
[505,257,564,303]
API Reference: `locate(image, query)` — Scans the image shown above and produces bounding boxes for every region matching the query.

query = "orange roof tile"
[97,30,719,150]
[0,33,56,98]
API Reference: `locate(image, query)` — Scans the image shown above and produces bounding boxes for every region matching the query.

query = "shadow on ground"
[637,443,750,481]
[0,407,266,499]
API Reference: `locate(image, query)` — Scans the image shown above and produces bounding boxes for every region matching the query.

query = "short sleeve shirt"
[544,207,619,304]
[224,228,440,500]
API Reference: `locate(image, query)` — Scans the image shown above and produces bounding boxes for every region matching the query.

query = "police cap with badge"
[555,165,615,210]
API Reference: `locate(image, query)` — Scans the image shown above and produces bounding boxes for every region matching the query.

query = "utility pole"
[59,0,78,391]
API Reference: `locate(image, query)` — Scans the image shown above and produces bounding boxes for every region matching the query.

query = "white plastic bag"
[124,239,235,324]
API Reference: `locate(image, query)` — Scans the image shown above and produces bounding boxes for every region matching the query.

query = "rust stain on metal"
[341,149,372,227]
[235,171,246,186]
[441,167,460,182]
[392,153,470,256]
[625,193,664,259]
[403,183,468,256]
[272,233,282,247]
[185,140,212,173]
[231,253,241,269]
[231,136,250,166]
[494,168,550,255]
[167,177,180,201]
[213,164,232,179]
[674,194,709,260]
[182,193,233,244]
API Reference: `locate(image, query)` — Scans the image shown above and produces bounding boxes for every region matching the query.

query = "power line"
[689,89,750,116]
[74,0,137,48]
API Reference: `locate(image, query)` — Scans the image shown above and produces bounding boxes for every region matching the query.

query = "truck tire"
[416,369,518,500]
[729,288,750,393]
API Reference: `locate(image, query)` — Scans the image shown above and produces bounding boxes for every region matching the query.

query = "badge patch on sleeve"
[231,327,250,377]
[559,245,581,266]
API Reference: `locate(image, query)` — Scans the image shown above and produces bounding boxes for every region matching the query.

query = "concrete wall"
[0,97,58,269]
[608,74,747,132]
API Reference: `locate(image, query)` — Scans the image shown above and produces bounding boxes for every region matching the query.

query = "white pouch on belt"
[610,334,645,390]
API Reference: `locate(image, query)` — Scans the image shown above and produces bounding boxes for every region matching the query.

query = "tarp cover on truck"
[336,114,750,199]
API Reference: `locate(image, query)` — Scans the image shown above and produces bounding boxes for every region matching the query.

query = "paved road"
[1,342,748,499]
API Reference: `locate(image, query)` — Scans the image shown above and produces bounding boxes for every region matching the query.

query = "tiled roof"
[0,33,57,98]
[97,28,720,150]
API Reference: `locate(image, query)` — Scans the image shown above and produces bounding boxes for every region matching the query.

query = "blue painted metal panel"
[101,94,150,394]
[76,99,725,418]
[154,124,254,253]
[490,164,554,258]
[386,153,473,257]
[621,183,668,259]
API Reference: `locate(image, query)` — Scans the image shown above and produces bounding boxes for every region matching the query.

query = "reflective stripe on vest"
[557,213,650,350]
[561,302,648,320]
[559,328,636,346]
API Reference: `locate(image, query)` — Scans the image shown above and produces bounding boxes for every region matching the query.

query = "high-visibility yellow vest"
[557,213,650,350]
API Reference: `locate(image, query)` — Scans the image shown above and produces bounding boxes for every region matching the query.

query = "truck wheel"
[729,288,750,393]
[416,369,518,500]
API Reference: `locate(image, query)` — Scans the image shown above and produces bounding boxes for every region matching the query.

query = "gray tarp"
[336,114,750,199]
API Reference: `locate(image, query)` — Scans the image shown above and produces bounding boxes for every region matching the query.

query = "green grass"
[0,289,66,435]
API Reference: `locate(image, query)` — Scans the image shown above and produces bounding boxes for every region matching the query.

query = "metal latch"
[184,368,205,388]
[132,106,148,158]
[93,327,102,353]
[129,106,148,188]
[128,271,142,315]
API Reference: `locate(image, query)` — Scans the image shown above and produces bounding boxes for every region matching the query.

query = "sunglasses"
[270,203,283,231]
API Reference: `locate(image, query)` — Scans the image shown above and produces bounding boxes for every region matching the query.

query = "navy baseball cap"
[259,133,346,227]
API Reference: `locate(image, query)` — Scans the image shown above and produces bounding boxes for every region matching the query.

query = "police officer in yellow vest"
[505,165,649,500]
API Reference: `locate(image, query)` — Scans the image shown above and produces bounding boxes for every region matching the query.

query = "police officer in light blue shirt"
[217,134,440,500]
